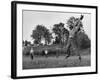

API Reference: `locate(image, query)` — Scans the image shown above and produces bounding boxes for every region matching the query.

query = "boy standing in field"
[30,47,34,60]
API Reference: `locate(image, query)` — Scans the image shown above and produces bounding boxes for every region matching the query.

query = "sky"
[23,10,91,42]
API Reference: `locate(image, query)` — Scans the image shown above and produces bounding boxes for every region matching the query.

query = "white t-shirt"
[45,50,48,54]
[30,48,34,54]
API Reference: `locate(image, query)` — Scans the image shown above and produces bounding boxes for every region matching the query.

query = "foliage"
[52,22,69,44]
[31,25,52,45]
[73,31,91,49]
[77,31,91,49]
[67,16,83,30]
[23,46,31,56]
[24,40,31,46]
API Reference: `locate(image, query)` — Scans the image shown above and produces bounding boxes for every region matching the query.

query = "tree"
[31,25,52,45]
[52,22,69,44]
[24,40,31,46]
[44,30,52,45]
[31,30,41,45]
[67,16,83,30]
[24,40,28,46]
[75,31,91,49]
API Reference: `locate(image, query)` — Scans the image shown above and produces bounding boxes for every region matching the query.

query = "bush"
[23,46,31,56]
[73,31,91,50]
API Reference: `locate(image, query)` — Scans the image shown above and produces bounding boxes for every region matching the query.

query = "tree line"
[23,16,91,49]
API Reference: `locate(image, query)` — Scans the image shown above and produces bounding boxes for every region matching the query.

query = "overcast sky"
[23,10,91,42]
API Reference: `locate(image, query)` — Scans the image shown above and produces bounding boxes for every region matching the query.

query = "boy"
[30,47,34,60]
[65,15,84,61]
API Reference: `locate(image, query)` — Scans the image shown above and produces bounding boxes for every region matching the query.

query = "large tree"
[75,31,91,49]
[31,25,52,45]
[52,22,69,44]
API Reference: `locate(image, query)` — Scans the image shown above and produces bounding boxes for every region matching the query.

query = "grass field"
[23,54,91,69]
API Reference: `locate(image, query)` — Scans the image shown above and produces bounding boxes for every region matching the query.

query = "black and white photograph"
[22,10,91,69]
[11,1,97,79]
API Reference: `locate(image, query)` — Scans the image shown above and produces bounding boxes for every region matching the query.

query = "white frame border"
[16,3,96,77]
